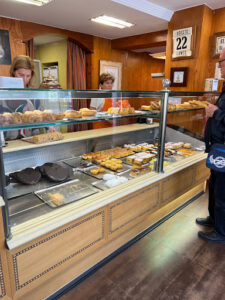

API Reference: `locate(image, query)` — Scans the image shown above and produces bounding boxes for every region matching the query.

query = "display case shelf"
[0,111,158,131]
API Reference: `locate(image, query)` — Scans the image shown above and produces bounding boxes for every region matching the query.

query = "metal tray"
[63,157,93,169]
[35,179,99,208]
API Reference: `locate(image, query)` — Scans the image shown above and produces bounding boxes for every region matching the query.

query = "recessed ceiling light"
[14,0,53,6]
[91,15,134,29]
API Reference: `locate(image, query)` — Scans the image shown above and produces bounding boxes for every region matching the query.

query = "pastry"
[32,110,43,122]
[130,166,151,177]
[48,192,65,206]
[55,112,64,120]
[98,167,105,173]
[168,103,176,112]
[141,105,151,111]
[64,110,82,118]
[90,169,99,175]
[151,101,161,110]
[119,108,129,115]
[107,107,120,115]
[12,112,23,124]
[2,112,12,124]
[183,143,192,149]
[129,107,135,114]
[79,108,97,116]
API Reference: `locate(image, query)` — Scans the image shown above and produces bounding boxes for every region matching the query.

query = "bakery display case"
[0,87,219,241]
[0,85,219,300]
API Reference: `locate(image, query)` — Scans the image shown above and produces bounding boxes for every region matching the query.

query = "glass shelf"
[0,111,157,131]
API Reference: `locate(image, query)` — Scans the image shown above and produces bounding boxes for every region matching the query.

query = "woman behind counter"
[90,73,130,129]
[1,55,53,139]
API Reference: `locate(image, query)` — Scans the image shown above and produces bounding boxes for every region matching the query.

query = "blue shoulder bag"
[206,143,225,172]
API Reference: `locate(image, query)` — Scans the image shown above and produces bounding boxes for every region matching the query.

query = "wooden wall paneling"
[111,30,168,50]
[86,52,94,90]
[20,20,93,53]
[0,17,26,77]
[194,6,214,91]
[165,5,212,91]
[93,37,165,92]
[207,8,225,82]
[6,208,106,300]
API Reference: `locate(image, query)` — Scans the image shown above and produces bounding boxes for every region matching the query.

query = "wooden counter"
[0,125,210,300]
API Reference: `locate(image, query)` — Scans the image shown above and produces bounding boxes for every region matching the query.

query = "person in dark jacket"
[197,46,225,243]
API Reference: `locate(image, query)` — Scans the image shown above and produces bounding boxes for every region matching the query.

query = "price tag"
[172,27,192,58]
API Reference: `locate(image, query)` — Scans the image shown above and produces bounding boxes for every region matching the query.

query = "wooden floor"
[58,192,225,300]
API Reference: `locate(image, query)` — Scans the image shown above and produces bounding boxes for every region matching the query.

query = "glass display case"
[0,85,219,243]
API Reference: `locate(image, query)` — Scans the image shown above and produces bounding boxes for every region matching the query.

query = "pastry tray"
[95,162,131,173]
[22,136,64,144]
[35,179,99,208]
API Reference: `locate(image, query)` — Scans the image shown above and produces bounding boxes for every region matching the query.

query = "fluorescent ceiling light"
[91,15,134,29]
[111,0,173,22]
[14,0,53,6]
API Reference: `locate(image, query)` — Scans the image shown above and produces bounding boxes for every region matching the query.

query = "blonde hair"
[99,73,115,85]
[10,55,35,87]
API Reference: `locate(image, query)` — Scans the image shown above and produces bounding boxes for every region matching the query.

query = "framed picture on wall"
[99,60,122,90]
[212,31,225,58]
[0,29,11,65]
[170,67,188,87]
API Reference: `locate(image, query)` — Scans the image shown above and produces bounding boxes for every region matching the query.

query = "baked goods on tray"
[0,109,65,125]
[100,158,123,171]
[48,192,65,206]
[28,131,64,144]
[90,167,105,175]
[130,166,151,177]
[82,147,133,162]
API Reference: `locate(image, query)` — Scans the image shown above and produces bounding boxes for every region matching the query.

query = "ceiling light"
[14,0,53,6]
[91,15,134,29]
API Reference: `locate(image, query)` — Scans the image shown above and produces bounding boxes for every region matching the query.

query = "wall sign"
[212,32,225,58]
[172,27,193,59]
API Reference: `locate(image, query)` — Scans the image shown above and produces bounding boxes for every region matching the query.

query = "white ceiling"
[0,0,224,40]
